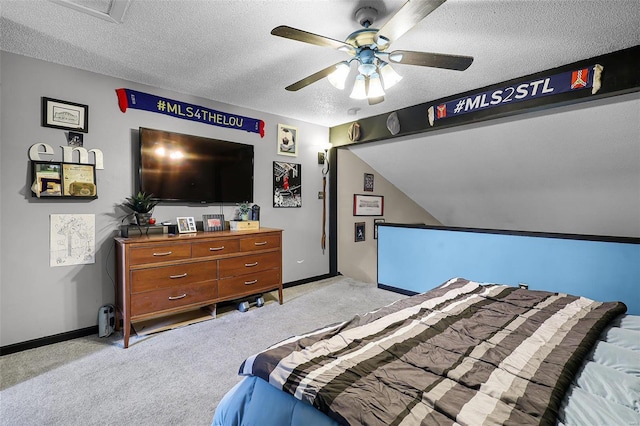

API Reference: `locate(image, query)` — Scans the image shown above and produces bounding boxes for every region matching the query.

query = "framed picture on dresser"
[177,216,197,233]
[202,214,225,232]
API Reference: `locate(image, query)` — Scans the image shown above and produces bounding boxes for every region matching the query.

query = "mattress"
[213,281,639,425]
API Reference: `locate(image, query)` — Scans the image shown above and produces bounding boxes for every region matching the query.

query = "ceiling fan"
[271,0,473,105]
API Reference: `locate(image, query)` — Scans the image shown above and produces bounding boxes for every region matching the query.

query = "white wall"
[0,52,330,347]
[351,93,640,237]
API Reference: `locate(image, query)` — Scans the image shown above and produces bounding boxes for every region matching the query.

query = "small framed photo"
[355,222,366,242]
[177,216,197,233]
[353,194,384,216]
[374,218,386,239]
[202,214,225,232]
[277,123,298,157]
[364,173,374,192]
[42,97,89,133]
[67,131,84,147]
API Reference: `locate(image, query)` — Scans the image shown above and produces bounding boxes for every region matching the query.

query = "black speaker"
[120,225,167,238]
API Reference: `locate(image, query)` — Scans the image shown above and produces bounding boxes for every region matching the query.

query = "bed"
[213,278,640,425]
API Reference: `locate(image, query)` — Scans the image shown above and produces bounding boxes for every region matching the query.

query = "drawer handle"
[244,279,258,285]
[244,262,259,267]
[169,273,188,279]
[254,241,268,246]
[153,251,173,256]
[168,293,187,300]
[209,246,225,251]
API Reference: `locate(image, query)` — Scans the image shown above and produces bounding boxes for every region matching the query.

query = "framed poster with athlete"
[273,161,301,207]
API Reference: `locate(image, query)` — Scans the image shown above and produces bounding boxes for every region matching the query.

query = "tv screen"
[138,127,254,203]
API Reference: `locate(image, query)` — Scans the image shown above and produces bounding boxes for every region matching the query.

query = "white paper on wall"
[50,214,95,267]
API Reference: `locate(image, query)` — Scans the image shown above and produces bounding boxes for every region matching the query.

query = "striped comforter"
[240,278,626,425]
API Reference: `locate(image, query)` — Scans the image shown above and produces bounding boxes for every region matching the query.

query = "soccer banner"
[428,64,603,126]
[116,88,265,137]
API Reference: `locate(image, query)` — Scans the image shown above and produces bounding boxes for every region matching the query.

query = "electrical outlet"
[318,191,324,199]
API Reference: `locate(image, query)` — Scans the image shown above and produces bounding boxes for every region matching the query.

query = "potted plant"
[123,192,159,226]
[237,201,251,221]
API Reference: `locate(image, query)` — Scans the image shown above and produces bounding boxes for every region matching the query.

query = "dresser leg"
[123,321,130,348]
[278,286,283,305]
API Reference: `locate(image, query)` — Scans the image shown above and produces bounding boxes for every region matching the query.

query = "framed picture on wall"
[353,194,384,216]
[355,222,366,242]
[277,123,298,157]
[364,173,374,192]
[41,97,89,133]
[273,161,302,207]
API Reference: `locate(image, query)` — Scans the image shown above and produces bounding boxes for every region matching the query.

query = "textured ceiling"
[1,0,638,127]
[2,0,639,237]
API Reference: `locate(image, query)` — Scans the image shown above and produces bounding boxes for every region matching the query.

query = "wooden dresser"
[115,228,282,348]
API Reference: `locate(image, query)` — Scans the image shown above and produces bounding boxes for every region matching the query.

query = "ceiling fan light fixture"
[368,73,385,98]
[358,62,377,77]
[350,75,368,100]
[379,62,403,89]
[327,61,351,90]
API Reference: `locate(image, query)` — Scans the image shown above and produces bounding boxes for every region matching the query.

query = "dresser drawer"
[218,252,280,278]
[131,261,217,293]
[192,238,240,258]
[218,269,281,299]
[130,280,217,317]
[240,234,281,252]
[130,243,191,266]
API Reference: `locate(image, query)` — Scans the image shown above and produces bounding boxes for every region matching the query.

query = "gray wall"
[0,52,330,346]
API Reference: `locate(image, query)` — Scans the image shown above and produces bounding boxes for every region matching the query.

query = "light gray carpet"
[0,276,406,426]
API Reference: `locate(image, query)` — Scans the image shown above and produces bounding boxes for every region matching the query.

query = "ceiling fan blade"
[388,50,473,70]
[375,0,446,46]
[271,25,355,53]
[368,96,384,105]
[285,62,343,91]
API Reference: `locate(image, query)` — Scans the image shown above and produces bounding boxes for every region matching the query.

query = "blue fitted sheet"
[213,315,640,426]
[212,373,338,426]
[557,314,640,426]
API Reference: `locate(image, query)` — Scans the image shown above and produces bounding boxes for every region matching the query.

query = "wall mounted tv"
[138,127,254,204]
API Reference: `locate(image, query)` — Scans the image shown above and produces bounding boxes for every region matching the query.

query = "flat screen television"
[138,127,254,203]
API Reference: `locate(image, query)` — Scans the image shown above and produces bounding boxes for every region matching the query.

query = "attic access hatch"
[49,0,131,23]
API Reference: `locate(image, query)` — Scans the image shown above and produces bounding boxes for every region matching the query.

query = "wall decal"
[428,64,603,126]
[29,143,104,169]
[115,88,265,137]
